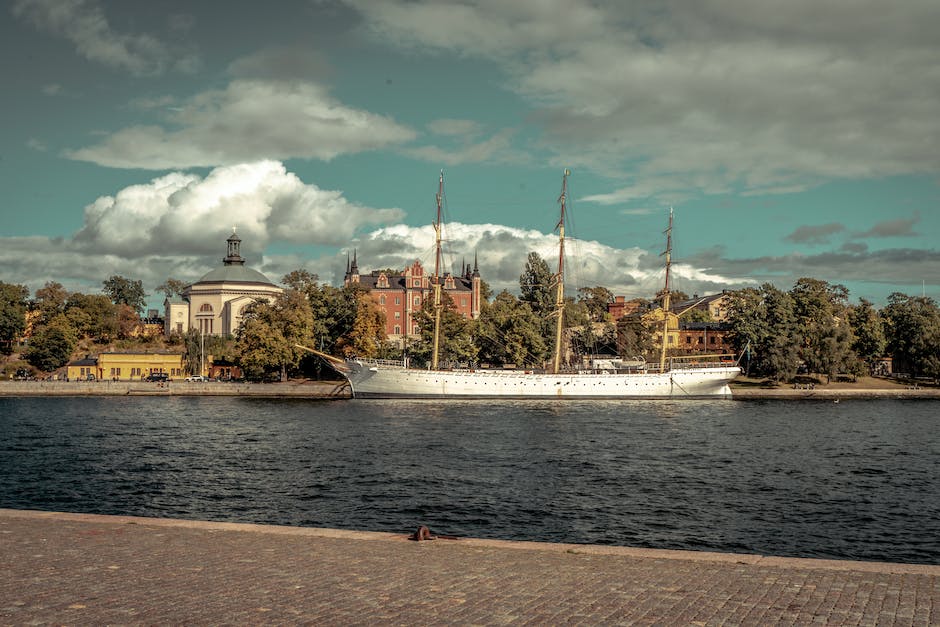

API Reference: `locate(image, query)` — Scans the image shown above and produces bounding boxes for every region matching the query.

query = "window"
[414,296,421,306]
[379,295,386,305]
[710,336,716,344]
[199,303,213,312]
[395,297,401,305]
[668,336,675,344]
[394,325,401,334]
[414,279,420,287]
[461,297,467,307]
[686,337,692,344]
[394,311,401,319]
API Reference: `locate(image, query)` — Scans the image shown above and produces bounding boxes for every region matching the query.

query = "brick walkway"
[1,509,936,625]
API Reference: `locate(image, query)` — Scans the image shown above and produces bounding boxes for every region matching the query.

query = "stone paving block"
[0,509,937,625]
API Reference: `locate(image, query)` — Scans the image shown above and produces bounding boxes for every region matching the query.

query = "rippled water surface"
[1,396,938,564]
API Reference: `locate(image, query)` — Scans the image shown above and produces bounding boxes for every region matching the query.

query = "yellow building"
[640,308,681,350]
[66,353,185,381]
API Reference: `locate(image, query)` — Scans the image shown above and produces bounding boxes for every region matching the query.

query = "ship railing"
[346,357,406,368]
[667,354,738,370]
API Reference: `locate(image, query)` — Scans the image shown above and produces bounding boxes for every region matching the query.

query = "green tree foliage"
[23,316,77,371]
[335,291,388,358]
[727,284,800,380]
[881,293,940,379]
[102,275,147,313]
[476,290,547,367]
[577,286,613,322]
[155,278,188,298]
[281,269,319,292]
[790,278,856,378]
[410,291,478,367]
[183,329,235,375]
[33,281,69,325]
[616,316,655,361]
[848,298,887,368]
[235,290,315,381]
[570,322,618,361]
[0,282,29,355]
[519,252,555,318]
[65,293,118,341]
[679,307,714,323]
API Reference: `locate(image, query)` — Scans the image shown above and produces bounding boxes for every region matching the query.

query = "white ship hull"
[342,361,740,399]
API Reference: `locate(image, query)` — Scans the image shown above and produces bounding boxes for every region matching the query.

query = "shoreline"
[1,379,938,398]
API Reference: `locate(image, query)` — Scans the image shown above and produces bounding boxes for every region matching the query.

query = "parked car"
[144,372,169,382]
[184,375,207,382]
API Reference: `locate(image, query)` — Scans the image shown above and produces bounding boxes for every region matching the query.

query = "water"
[1,396,938,564]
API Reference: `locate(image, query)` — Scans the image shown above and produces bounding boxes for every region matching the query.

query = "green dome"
[196,265,276,285]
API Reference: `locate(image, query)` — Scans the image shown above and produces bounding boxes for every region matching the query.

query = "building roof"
[190,230,278,287]
[195,264,277,286]
[67,357,97,366]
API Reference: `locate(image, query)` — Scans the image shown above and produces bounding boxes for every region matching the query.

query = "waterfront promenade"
[1,509,936,625]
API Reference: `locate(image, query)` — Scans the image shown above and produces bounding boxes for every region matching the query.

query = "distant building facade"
[66,352,185,381]
[164,231,282,337]
[344,253,482,345]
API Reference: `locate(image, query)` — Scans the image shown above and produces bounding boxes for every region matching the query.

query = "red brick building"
[677,321,733,355]
[344,253,482,346]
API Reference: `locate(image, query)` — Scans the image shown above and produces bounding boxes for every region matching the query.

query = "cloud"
[0,162,404,300]
[403,129,521,166]
[66,79,417,169]
[341,221,745,299]
[41,83,62,96]
[785,223,846,245]
[12,0,198,75]
[347,0,940,203]
[26,138,47,152]
[854,215,920,238]
[228,45,334,82]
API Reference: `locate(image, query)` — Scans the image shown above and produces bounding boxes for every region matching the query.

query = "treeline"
[3,262,939,383]
[726,279,940,382]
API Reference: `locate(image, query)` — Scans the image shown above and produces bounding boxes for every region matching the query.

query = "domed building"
[164,231,282,337]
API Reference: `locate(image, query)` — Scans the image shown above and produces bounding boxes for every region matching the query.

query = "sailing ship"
[309,171,741,398]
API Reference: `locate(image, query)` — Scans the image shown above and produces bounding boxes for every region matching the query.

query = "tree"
[727,284,800,381]
[23,316,77,372]
[679,307,714,323]
[183,328,235,376]
[0,282,29,355]
[281,269,319,292]
[849,298,887,371]
[790,278,855,377]
[33,281,69,325]
[235,290,315,381]
[616,316,655,361]
[335,291,387,358]
[410,291,478,367]
[475,291,546,367]
[881,293,940,379]
[65,293,118,341]
[519,252,555,318]
[577,286,613,322]
[102,275,147,313]
[155,278,187,299]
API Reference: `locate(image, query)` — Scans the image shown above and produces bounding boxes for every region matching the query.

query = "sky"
[2,0,939,312]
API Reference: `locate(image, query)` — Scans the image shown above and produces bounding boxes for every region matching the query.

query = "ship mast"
[658,208,674,373]
[431,170,444,370]
[551,169,570,375]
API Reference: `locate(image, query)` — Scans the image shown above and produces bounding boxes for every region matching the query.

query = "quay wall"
[0,380,351,398]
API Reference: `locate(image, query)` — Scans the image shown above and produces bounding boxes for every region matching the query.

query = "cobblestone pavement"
[1,509,937,625]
